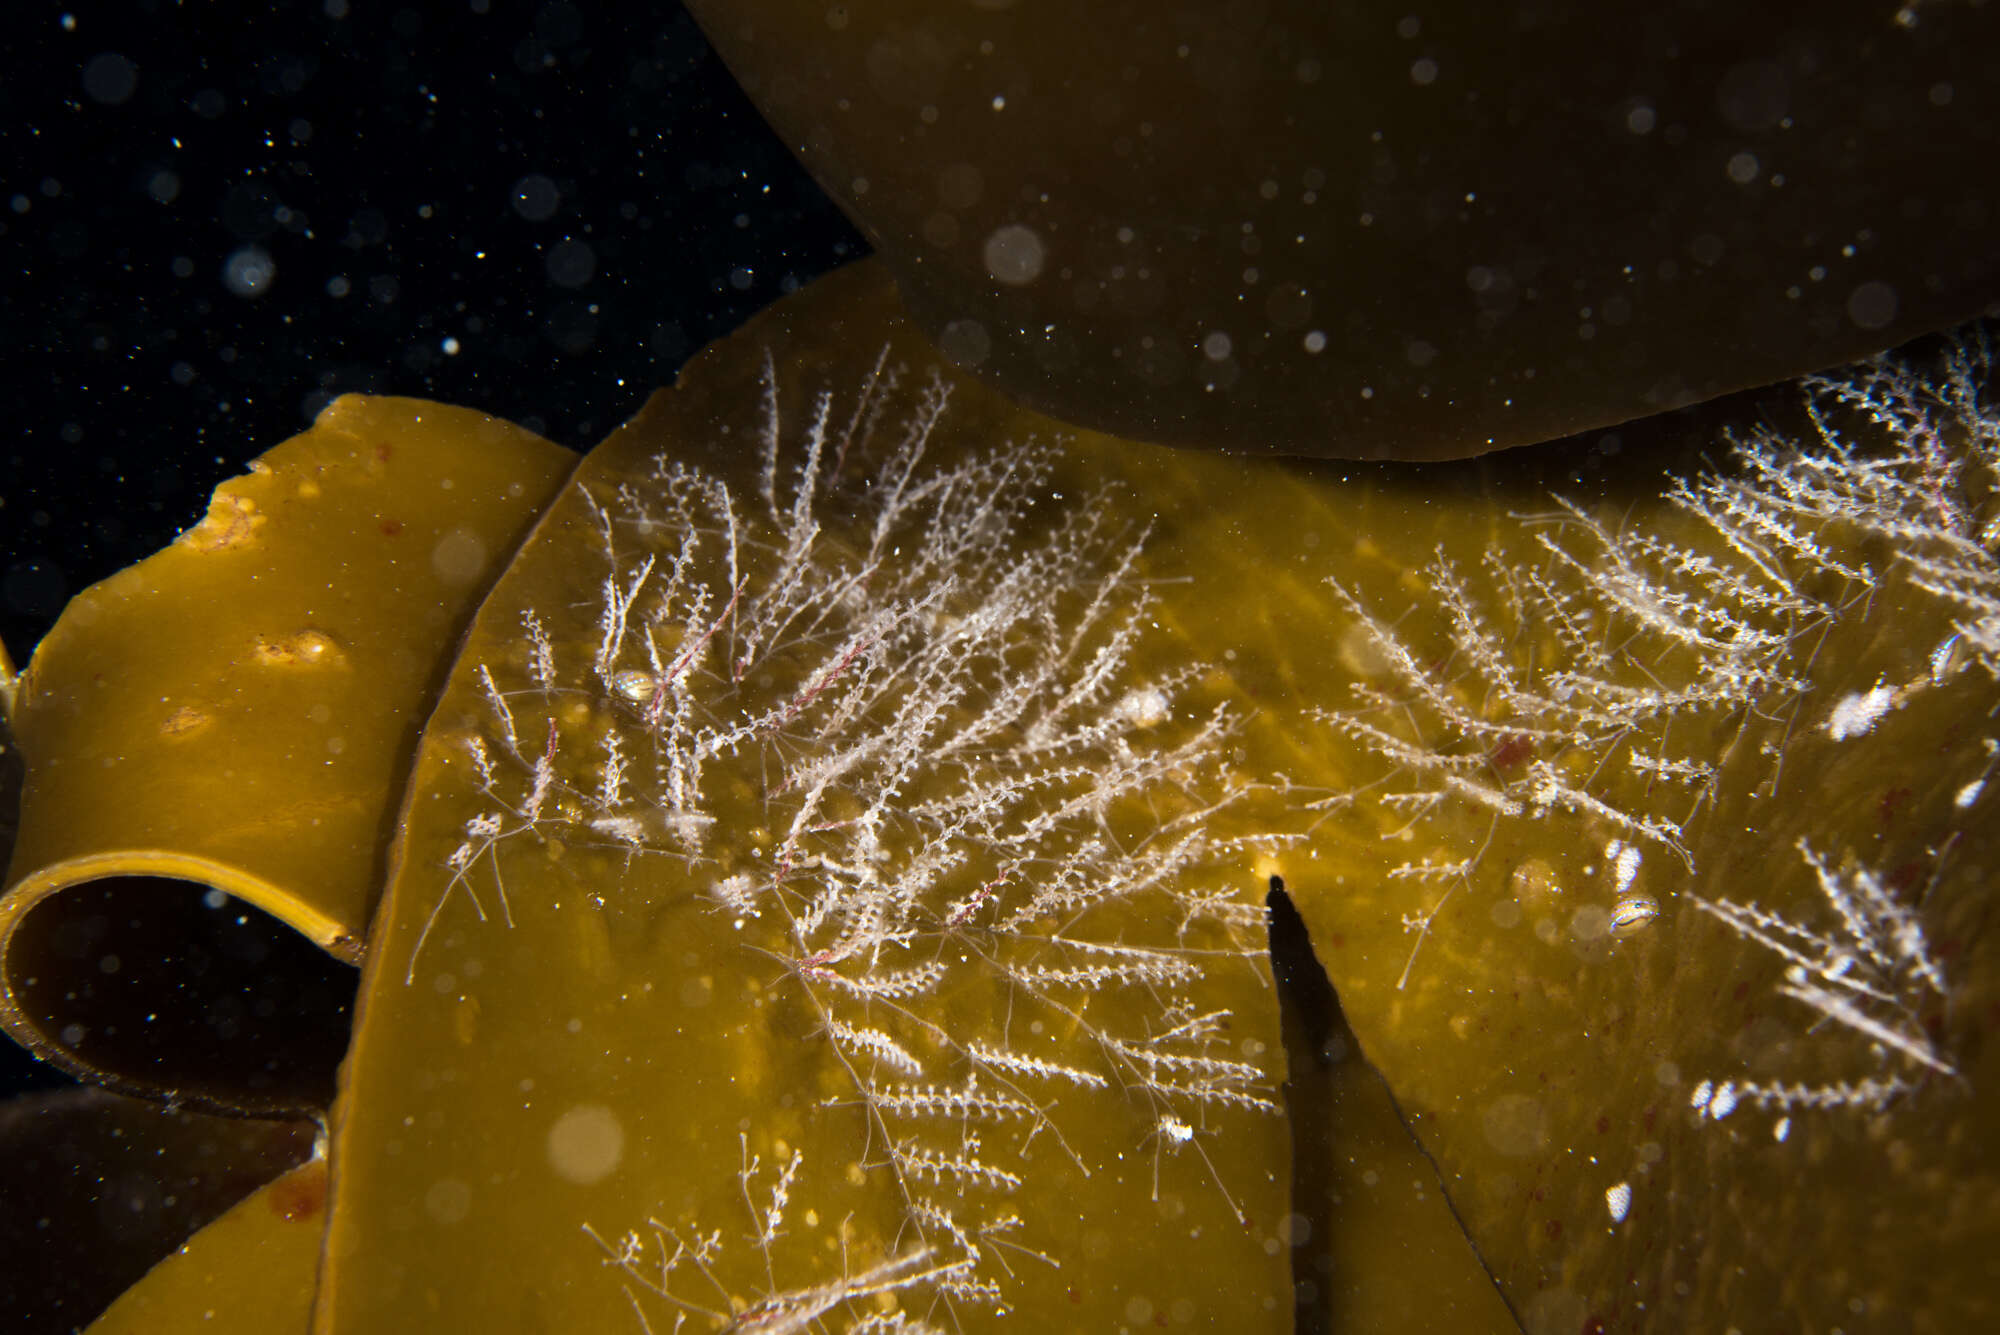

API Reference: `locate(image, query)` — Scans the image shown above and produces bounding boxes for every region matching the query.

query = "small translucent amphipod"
[1608,894,1660,936]
[609,669,656,703]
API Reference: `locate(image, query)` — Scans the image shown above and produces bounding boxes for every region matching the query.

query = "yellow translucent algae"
[318,263,1994,1331]
[1178,331,2000,1329]
[86,1158,326,1335]
[0,398,574,1112]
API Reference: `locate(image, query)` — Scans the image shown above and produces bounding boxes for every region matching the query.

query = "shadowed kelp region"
[1318,344,1997,991]
[687,0,2000,460]
[1290,334,1998,1332]
[1689,840,1961,1124]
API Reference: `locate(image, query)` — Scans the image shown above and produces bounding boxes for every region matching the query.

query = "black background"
[1,0,862,1094]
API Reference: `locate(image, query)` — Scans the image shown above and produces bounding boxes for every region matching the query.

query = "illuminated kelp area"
[3,3,1998,1333]
[317,267,1295,1332]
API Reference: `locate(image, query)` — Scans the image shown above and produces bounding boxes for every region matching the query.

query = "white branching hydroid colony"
[1689,840,1956,1126]
[420,355,1281,1328]
[1319,337,1996,1114]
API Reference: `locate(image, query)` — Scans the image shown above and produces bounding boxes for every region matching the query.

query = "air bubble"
[222,247,276,297]
[547,1104,625,1184]
[983,224,1045,285]
[511,173,561,221]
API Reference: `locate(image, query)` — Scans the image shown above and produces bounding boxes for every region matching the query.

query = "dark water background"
[0,1,862,1096]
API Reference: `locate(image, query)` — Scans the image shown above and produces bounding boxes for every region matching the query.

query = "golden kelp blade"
[1250,347,2000,1330]
[86,1158,327,1335]
[309,259,1992,1328]
[0,399,574,1112]
[680,269,1997,1329]
[318,262,1294,1332]
[687,0,1999,461]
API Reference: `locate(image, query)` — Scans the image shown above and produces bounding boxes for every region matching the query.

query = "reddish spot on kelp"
[1487,732,1535,771]
[380,518,404,536]
[269,1159,328,1222]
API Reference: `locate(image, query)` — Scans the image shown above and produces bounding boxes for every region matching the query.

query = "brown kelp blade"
[688,0,1999,461]
[317,261,1999,1331]
[317,261,1294,1332]
[1245,338,2000,1331]
[0,398,574,1113]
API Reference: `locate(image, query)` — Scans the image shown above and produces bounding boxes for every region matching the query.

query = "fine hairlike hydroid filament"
[1279,332,1998,1334]
[1320,337,1995,1067]
[317,258,1993,1334]
[417,353,1284,1327]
